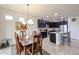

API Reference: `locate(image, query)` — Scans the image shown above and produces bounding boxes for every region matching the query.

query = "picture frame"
[15,22,27,30]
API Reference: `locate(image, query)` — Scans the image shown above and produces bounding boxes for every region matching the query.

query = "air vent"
[71,18,76,22]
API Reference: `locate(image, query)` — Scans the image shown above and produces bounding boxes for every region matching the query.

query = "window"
[19,17,26,24]
[19,17,25,22]
[5,14,13,21]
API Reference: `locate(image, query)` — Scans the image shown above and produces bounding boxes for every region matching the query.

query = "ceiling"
[0,4,79,19]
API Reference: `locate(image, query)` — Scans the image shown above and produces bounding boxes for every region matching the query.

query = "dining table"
[19,34,38,54]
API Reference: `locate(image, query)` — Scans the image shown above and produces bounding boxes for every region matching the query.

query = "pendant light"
[26,4,34,25]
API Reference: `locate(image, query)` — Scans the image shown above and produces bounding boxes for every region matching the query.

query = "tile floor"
[0,38,79,55]
[43,39,79,55]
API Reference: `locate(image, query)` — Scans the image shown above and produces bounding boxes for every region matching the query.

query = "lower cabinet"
[50,33,56,43]
[41,32,47,38]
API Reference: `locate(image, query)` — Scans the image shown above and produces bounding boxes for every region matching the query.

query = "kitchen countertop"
[49,31,63,34]
[49,31,65,34]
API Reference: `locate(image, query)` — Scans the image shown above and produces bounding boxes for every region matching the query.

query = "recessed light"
[54,13,58,16]
[46,16,49,18]
[60,16,63,19]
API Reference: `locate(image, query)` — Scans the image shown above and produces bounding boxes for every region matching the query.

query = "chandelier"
[26,4,34,25]
[21,4,34,25]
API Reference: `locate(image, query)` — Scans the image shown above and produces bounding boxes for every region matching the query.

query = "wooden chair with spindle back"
[20,31,26,38]
[14,32,23,55]
[27,33,43,55]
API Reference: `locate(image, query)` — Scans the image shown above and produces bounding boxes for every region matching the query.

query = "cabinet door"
[50,34,56,43]
[38,19,46,28]
[41,32,47,38]
[38,19,42,28]
[60,21,68,25]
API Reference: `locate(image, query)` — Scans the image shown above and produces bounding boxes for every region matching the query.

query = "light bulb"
[54,13,58,16]
[27,19,33,24]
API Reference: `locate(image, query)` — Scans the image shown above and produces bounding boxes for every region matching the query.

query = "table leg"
[24,46,26,55]
[40,48,42,55]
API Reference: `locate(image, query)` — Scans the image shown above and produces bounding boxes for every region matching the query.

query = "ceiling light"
[26,4,34,25]
[46,16,49,18]
[22,21,26,24]
[54,13,58,16]
[19,17,26,24]
[27,19,34,25]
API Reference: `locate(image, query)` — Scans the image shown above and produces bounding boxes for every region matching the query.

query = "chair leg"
[24,47,26,55]
[16,50,20,55]
[40,49,42,55]
[19,51,21,55]
[16,51,18,55]
[18,49,21,55]
[16,49,19,55]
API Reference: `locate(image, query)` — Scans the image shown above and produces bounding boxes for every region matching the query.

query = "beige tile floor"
[0,38,79,55]
[43,39,79,55]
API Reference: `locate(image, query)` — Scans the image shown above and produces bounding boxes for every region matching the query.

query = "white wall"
[0,8,38,44]
[0,20,6,42]
[68,16,79,40]
[1,7,79,43]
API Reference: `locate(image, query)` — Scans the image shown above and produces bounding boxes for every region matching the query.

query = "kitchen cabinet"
[49,32,61,45]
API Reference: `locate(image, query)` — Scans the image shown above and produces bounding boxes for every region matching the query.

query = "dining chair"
[20,31,26,38]
[27,34,43,55]
[61,32,71,46]
[14,32,24,55]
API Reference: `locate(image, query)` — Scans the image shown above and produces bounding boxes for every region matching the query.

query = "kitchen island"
[49,32,63,45]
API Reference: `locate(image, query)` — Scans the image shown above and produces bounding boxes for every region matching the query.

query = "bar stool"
[61,32,71,46]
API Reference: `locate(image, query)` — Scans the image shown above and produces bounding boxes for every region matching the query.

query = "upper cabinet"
[59,21,68,25]
[38,19,49,28]
[38,19,68,28]
[48,22,60,28]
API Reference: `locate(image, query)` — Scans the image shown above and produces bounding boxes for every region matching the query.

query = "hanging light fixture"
[19,4,34,25]
[26,4,34,25]
[19,17,26,24]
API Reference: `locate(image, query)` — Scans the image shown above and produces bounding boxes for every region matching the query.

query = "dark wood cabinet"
[38,19,42,28]
[48,22,60,28]
[59,21,68,25]
[38,19,49,28]
[50,33,56,43]
[38,19,68,28]
[41,32,47,38]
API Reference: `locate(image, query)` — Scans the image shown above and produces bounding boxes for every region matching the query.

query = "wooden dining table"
[19,35,37,54]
